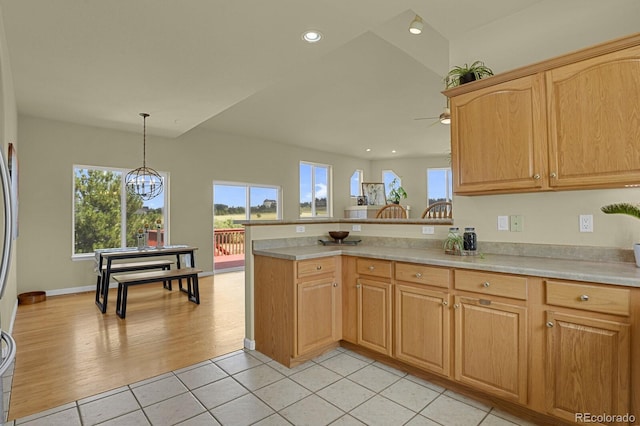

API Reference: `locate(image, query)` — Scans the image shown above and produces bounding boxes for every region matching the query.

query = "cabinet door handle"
[415,272,422,278]
[453,303,460,309]
[533,173,541,180]
[316,265,322,270]
[482,281,490,288]
[550,172,557,178]
[580,294,589,301]
[442,301,448,307]
[333,282,338,287]
[356,280,361,289]
[546,321,554,328]
[368,265,375,271]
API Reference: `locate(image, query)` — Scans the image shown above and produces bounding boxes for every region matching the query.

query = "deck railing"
[214,228,245,256]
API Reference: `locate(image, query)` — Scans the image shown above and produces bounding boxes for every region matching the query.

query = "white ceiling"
[1,0,639,159]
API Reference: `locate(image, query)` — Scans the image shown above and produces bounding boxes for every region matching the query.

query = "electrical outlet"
[497,216,509,231]
[422,226,435,235]
[295,225,305,233]
[352,224,362,232]
[510,215,523,232]
[579,214,593,232]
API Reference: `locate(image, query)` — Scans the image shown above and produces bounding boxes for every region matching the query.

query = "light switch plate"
[497,216,509,231]
[295,225,305,233]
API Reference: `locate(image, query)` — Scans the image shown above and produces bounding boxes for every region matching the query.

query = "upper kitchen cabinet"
[450,74,547,195]
[547,44,640,189]
[445,33,640,195]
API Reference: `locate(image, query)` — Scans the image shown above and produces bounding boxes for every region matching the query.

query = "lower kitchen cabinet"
[296,275,341,357]
[454,295,528,404]
[544,279,632,424]
[395,282,451,376]
[357,277,392,356]
[254,255,341,367]
[545,311,630,424]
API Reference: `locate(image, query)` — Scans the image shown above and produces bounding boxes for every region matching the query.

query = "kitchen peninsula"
[244,219,640,426]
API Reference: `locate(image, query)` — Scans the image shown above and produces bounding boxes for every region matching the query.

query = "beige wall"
[0,3,18,331]
[15,116,372,293]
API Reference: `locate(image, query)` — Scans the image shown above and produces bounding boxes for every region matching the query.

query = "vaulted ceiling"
[2,0,638,159]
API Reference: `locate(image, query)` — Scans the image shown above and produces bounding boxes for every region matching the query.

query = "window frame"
[426,167,453,206]
[72,164,169,259]
[299,161,332,218]
[350,169,363,198]
[213,181,282,222]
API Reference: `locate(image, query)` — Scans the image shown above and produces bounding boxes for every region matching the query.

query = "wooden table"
[94,245,198,313]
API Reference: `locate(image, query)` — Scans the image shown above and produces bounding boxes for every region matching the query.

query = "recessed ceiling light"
[392,150,397,154]
[365,148,371,152]
[302,30,323,43]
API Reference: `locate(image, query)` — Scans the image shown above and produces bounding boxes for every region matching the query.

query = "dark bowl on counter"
[328,231,350,242]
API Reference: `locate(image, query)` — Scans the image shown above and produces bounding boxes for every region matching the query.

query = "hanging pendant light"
[125,113,163,201]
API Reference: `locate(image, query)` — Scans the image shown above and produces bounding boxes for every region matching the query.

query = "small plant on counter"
[387,178,407,204]
[601,202,640,267]
[443,229,464,254]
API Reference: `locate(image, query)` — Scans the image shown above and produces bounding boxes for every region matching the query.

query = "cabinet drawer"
[297,257,335,278]
[395,262,450,288]
[356,258,392,279]
[545,280,630,316]
[455,270,527,300]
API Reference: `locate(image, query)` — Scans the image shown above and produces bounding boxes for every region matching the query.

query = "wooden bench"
[113,267,202,319]
[95,259,175,304]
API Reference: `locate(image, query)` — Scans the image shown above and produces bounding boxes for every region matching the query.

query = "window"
[300,161,331,217]
[73,165,167,256]
[382,170,400,199]
[350,170,363,198]
[213,182,281,227]
[427,168,453,205]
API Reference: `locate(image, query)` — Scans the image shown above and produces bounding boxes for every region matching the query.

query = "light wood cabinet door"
[545,311,630,424]
[357,277,392,356]
[295,276,341,357]
[395,283,450,376]
[454,295,528,403]
[450,74,548,194]
[547,45,640,189]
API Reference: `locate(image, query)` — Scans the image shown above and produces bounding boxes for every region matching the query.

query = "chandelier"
[125,113,163,201]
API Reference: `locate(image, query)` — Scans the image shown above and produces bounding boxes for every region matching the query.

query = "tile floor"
[7,347,538,426]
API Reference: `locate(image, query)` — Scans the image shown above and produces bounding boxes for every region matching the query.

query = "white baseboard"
[244,338,256,350]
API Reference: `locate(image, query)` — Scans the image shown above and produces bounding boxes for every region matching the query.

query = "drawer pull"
[533,173,541,180]
[368,265,375,271]
[316,265,322,270]
[482,281,490,288]
[550,172,557,178]
[415,272,422,278]
[580,294,589,301]
[546,321,554,328]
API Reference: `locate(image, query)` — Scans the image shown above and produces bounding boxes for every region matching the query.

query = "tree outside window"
[73,166,167,255]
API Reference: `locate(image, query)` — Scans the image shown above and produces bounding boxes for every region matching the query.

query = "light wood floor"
[8,272,245,421]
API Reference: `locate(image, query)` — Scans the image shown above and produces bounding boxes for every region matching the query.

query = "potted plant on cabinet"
[445,60,494,88]
[601,202,640,267]
[387,178,407,204]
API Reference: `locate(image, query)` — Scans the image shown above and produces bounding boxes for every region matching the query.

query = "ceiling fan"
[414,106,451,126]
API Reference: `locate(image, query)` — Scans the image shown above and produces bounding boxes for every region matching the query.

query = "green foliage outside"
[74,169,163,253]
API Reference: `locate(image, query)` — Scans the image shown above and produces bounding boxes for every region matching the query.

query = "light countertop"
[253,244,640,288]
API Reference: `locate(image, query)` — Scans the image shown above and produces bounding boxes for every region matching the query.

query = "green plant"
[445,61,494,88]
[387,178,407,204]
[601,202,640,219]
[443,231,463,253]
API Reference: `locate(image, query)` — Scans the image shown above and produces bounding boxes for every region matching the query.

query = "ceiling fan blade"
[413,116,438,121]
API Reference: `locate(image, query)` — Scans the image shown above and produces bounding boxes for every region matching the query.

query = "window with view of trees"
[300,161,331,217]
[427,167,452,205]
[73,166,167,255]
[382,170,400,200]
[213,183,280,228]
